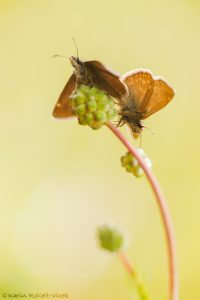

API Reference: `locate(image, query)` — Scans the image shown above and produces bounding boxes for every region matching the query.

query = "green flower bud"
[87,100,97,112]
[121,155,130,167]
[74,94,86,105]
[121,149,152,178]
[126,164,134,173]
[97,102,110,111]
[90,122,102,130]
[78,84,90,94]
[97,224,124,252]
[70,85,116,130]
[95,111,107,123]
[85,113,94,124]
[90,87,99,94]
[107,109,116,120]
[78,116,87,125]
[74,104,86,116]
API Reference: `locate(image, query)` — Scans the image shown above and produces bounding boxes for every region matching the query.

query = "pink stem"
[118,251,135,277]
[106,122,179,300]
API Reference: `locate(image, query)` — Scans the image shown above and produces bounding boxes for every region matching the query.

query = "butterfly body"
[118,98,143,133]
[69,56,91,86]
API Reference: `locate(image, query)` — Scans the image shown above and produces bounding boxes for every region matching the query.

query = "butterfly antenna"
[52,54,68,59]
[72,37,79,59]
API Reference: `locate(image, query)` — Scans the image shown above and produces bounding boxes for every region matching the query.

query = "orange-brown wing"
[85,60,127,99]
[121,70,154,108]
[141,79,174,119]
[53,74,76,118]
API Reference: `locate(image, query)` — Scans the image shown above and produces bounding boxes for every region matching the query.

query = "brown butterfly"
[53,56,127,118]
[118,69,174,134]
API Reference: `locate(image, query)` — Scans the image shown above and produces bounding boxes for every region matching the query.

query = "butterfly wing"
[85,60,127,99]
[141,79,174,119]
[53,73,76,118]
[121,70,174,119]
[121,70,154,109]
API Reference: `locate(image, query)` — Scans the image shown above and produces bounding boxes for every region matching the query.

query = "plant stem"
[118,251,149,300]
[106,122,179,300]
[118,251,135,277]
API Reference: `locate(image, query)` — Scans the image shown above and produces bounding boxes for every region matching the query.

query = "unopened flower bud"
[70,85,117,129]
[97,224,124,252]
[121,149,152,178]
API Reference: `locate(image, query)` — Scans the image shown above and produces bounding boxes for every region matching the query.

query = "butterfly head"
[69,56,82,68]
[69,56,88,85]
[118,103,143,134]
[118,95,143,134]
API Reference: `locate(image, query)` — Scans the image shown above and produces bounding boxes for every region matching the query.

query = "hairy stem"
[106,122,178,300]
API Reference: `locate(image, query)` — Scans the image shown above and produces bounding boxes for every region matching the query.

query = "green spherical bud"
[121,155,130,167]
[127,152,133,161]
[74,104,86,116]
[74,94,86,105]
[78,116,87,125]
[96,96,109,110]
[95,111,107,123]
[91,123,102,130]
[106,109,116,120]
[97,224,124,252]
[85,113,94,124]
[90,87,99,94]
[95,91,107,101]
[126,164,134,173]
[78,84,90,94]
[87,100,97,112]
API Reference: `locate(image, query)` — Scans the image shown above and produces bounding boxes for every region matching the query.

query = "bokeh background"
[0,0,199,299]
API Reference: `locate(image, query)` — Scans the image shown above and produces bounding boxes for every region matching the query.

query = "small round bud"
[85,113,94,124]
[90,122,102,130]
[121,149,152,178]
[95,111,107,123]
[74,94,86,105]
[78,84,90,94]
[121,155,130,167]
[107,109,116,120]
[126,164,134,173]
[74,104,86,116]
[97,224,124,252]
[78,116,87,125]
[87,100,97,112]
[90,87,99,94]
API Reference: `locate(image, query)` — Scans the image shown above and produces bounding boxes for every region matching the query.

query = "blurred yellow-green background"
[0,0,199,299]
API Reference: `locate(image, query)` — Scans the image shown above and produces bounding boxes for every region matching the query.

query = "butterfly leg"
[117,118,127,127]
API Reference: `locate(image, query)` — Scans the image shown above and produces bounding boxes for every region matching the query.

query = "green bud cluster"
[70,85,116,129]
[97,224,124,252]
[121,149,152,177]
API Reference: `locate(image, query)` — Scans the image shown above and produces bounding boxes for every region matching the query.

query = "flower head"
[97,223,124,252]
[121,149,152,177]
[70,85,117,129]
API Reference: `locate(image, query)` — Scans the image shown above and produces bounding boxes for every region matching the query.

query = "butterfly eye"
[77,58,82,65]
